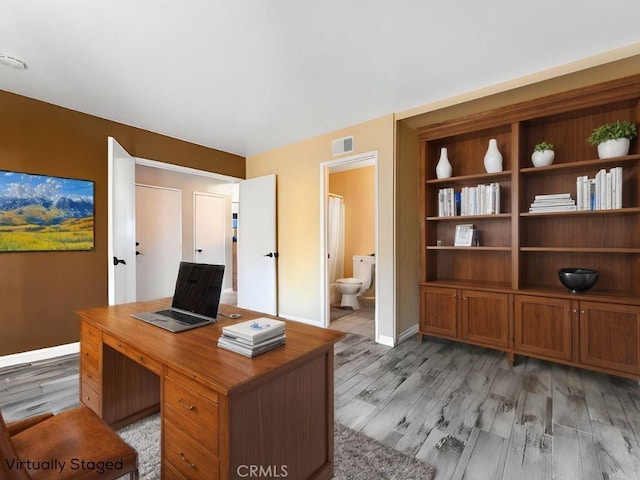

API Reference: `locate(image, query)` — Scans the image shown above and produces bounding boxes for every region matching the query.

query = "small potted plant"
[531,141,555,167]
[587,120,637,159]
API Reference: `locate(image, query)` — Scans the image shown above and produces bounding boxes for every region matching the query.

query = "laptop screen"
[171,262,225,318]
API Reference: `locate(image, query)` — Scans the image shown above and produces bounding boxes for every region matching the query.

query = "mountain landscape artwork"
[0,170,94,252]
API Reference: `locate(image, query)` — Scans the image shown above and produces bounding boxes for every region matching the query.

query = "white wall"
[135,165,236,291]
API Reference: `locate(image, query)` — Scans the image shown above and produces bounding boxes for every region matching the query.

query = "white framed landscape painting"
[0,170,94,252]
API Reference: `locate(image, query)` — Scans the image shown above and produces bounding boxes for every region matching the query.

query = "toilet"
[336,255,375,310]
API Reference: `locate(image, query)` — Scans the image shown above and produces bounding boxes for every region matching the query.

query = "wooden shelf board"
[427,213,511,221]
[421,280,513,292]
[518,286,640,305]
[426,170,512,185]
[427,246,511,251]
[520,247,640,253]
[421,282,640,305]
[520,154,640,176]
[520,207,640,218]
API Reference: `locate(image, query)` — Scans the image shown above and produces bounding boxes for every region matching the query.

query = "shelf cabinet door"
[420,286,457,338]
[580,301,640,375]
[460,290,510,348]
[514,295,572,361]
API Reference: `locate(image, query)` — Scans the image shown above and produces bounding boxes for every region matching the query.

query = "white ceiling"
[2,1,640,157]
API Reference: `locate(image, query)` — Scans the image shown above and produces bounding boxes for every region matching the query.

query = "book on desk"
[217,317,286,357]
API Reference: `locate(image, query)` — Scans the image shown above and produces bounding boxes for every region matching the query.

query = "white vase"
[597,138,630,159]
[484,139,503,173]
[436,147,452,179]
[531,149,555,167]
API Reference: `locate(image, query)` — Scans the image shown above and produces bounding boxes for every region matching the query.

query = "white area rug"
[118,414,435,480]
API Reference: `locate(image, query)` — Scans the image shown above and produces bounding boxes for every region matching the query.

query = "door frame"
[319,151,378,337]
[108,147,242,304]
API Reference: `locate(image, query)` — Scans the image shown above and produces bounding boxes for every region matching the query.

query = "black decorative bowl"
[558,268,599,293]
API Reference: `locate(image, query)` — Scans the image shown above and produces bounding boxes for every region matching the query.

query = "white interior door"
[237,174,277,315]
[194,193,226,267]
[135,185,182,301]
[108,137,136,305]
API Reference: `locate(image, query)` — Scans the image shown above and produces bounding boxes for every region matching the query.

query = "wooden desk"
[77,299,344,480]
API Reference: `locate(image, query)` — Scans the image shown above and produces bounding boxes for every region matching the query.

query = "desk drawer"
[103,333,162,375]
[81,340,99,363]
[80,350,100,391]
[81,380,100,415]
[165,368,219,403]
[81,322,101,346]
[164,418,219,480]
[164,377,219,453]
[163,460,189,480]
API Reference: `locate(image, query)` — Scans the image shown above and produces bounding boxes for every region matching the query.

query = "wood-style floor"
[332,329,640,480]
[2,314,640,480]
[0,353,79,422]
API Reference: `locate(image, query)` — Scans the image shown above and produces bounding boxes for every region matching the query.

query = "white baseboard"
[397,324,419,344]
[376,334,395,347]
[0,342,80,369]
[277,312,320,327]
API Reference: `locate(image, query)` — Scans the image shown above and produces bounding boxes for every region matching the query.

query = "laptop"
[131,262,225,332]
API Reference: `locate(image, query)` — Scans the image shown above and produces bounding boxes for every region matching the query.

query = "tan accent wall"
[329,166,375,278]
[246,115,395,339]
[0,91,244,355]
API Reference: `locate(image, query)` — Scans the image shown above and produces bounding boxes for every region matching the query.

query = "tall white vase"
[484,138,503,173]
[436,147,452,179]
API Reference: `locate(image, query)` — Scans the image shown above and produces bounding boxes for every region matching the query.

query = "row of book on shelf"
[217,317,286,357]
[576,166,623,210]
[438,183,501,217]
[437,166,623,216]
[529,166,623,212]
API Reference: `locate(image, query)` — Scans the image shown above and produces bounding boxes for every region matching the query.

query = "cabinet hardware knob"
[178,398,195,411]
[178,452,196,469]
[137,355,143,361]
[581,310,585,314]
[573,309,577,313]
[85,396,90,401]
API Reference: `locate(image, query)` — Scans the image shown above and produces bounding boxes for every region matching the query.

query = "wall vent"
[332,136,354,156]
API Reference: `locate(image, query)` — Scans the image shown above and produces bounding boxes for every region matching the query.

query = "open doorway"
[108,137,242,306]
[320,151,377,340]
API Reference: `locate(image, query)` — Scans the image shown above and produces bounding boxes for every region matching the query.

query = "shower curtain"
[327,196,345,305]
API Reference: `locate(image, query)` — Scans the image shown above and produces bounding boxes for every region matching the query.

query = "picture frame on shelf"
[454,224,476,246]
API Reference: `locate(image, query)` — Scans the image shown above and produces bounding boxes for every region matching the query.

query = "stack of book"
[529,193,577,213]
[217,317,286,357]
[576,166,623,211]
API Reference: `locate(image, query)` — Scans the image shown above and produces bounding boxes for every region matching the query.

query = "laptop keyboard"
[156,309,209,326]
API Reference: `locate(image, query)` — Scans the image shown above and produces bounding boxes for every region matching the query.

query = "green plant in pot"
[587,120,637,159]
[531,141,555,167]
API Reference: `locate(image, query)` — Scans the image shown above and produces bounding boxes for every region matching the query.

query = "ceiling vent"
[332,136,354,156]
